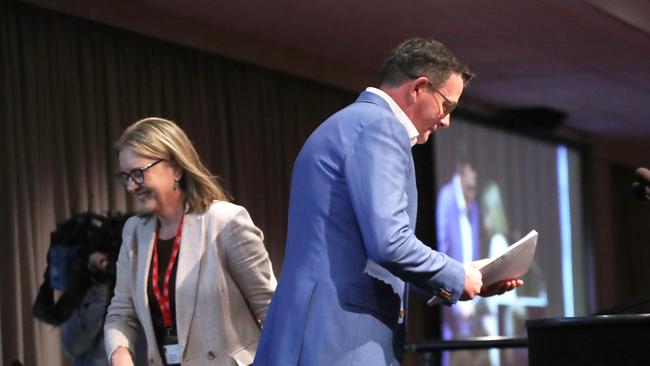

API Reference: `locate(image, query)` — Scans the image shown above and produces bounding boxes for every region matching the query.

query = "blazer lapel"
[136,217,158,358]
[175,212,205,355]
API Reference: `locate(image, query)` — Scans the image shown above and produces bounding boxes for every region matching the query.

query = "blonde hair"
[115,117,230,213]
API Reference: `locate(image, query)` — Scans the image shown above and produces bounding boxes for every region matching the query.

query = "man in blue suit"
[255,38,522,366]
[436,156,483,341]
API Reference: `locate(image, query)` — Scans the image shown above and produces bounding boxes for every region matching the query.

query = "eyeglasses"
[114,160,162,187]
[427,82,458,118]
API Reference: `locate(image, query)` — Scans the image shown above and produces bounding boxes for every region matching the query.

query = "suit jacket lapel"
[136,217,158,359]
[175,212,205,355]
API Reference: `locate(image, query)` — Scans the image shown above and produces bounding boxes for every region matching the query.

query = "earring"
[173,179,179,190]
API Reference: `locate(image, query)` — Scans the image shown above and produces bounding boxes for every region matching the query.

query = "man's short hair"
[380,38,474,88]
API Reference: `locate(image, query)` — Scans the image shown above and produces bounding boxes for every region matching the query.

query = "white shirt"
[365,87,420,147]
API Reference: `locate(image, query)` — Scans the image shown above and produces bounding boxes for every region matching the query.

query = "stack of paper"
[478,230,539,286]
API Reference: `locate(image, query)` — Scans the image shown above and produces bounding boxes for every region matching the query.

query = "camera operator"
[33,213,128,366]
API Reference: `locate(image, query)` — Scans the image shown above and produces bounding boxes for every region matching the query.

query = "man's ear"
[410,77,429,103]
[413,76,429,90]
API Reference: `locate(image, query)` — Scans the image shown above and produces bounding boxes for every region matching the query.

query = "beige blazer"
[104,201,277,366]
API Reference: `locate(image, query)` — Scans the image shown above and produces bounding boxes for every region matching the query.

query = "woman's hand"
[110,347,134,366]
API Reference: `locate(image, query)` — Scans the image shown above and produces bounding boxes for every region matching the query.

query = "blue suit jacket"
[254,91,465,366]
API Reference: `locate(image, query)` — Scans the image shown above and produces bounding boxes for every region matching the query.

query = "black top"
[147,237,179,366]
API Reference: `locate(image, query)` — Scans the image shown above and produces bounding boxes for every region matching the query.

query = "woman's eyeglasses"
[114,160,162,187]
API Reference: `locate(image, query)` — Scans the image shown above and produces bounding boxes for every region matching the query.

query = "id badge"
[163,343,181,364]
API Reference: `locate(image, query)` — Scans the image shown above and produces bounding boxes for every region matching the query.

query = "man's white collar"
[366,87,419,147]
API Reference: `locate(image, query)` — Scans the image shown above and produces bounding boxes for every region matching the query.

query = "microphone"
[631,167,650,201]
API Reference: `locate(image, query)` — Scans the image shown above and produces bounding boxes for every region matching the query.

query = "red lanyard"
[151,215,184,328]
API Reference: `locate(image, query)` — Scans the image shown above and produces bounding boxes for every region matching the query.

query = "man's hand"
[459,264,483,301]
[480,279,524,297]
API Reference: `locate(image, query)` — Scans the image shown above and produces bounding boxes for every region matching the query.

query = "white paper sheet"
[477,230,539,286]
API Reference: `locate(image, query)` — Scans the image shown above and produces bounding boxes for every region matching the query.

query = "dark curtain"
[0,1,354,364]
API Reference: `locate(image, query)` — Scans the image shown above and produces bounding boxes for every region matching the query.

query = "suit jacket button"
[207,351,216,360]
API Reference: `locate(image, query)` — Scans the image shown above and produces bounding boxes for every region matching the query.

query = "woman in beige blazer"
[105,117,276,366]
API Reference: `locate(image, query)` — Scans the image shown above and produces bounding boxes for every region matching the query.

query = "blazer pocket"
[344,285,398,319]
[231,340,257,366]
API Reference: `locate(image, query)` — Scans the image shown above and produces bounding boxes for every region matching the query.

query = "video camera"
[33,211,131,325]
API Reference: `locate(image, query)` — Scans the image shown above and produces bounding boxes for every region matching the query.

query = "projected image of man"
[436,153,489,365]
